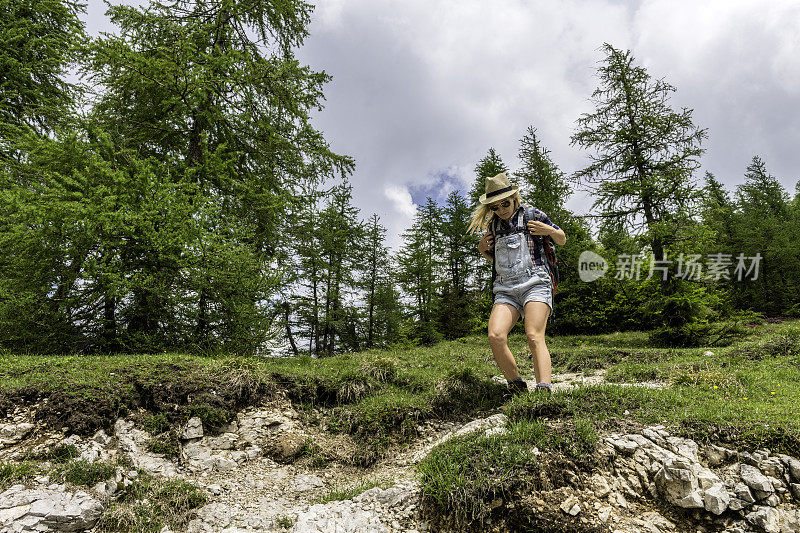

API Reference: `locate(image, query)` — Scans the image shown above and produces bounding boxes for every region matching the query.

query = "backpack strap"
[515,208,525,230]
[522,206,558,320]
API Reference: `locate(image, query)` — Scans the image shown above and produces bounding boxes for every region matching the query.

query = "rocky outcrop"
[2,399,800,532]
[572,427,800,532]
[114,418,178,478]
[409,413,508,463]
[0,484,103,532]
[0,423,35,448]
[290,482,421,533]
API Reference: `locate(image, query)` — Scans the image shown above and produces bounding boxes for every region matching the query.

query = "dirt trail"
[175,370,667,532]
[1,370,670,533]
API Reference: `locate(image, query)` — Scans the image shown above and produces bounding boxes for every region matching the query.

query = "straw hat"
[479,172,518,205]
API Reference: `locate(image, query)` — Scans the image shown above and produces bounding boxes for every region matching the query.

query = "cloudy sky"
[82,0,800,250]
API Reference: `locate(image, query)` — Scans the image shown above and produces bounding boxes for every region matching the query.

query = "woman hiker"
[468,172,567,395]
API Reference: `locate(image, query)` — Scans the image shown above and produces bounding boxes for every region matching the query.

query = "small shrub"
[58,461,115,486]
[142,413,171,435]
[648,323,710,348]
[275,514,295,529]
[298,439,329,468]
[146,431,181,459]
[96,476,206,532]
[0,461,39,490]
[314,477,388,504]
[27,444,79,463]
[151,479,207,516]
[186,402,228,433]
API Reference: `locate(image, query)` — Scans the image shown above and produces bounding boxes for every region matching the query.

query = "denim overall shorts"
[492,211,553,319]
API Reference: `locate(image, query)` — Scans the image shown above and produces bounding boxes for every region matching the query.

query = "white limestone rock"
[93,480,118,499]
[0,484,104,532]
[181,417,204,440]
[410,414,507,462]
[291,500,387,533]
[705,444,736,466]
[291,474,325,492]
[207,433,237,450]
[560,495,581,516]
[742,464,776,497]
[777,454,800,483]
[697,468,721,490]
[745,505,780,533]
[760,458,785,479]
[114,418,177,478]
[734,482,757,505]
[703,482,730,515]
[236,409,293,444]
[654,458,704,509]
[590,474,612,498]
[0,422,34,447]
[187,502,233,531]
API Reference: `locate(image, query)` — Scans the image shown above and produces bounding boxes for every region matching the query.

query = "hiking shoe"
[535,382,552,393]
[508,378,528,396]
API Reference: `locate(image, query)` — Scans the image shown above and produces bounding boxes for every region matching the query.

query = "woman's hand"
[526,220,554,236]
[478,232,494,255]
[528,220,567,245]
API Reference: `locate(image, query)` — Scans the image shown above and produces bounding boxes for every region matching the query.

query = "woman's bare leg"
[488,303,521,381]
[523,302,552,384]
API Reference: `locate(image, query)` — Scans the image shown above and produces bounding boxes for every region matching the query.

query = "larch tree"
[570,43,707,267]
[360,214,393,348]
[516,126,570,218]
[436,190,478,338]
[396,197,444,343]
[0,0,84,157]
[78,0,352,352]
[317,184,365,355]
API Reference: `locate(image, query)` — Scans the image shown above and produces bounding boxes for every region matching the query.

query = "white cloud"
[383,184,417,251]
[384,184,416,219]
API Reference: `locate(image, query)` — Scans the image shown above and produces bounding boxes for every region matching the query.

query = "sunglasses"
[489,200,512,212]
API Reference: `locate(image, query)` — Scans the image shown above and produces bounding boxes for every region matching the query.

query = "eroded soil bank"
[2,368,799,532]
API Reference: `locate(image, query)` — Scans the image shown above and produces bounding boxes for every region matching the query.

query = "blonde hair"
[467,192,522,235]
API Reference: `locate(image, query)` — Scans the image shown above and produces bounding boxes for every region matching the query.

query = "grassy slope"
[2,320,799,529]
[417,319,800,530]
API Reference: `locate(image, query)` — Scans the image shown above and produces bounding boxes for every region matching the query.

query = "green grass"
[146,430,181,459]
[313,476,390,504]
[95,474,207,532]
[416,319,800,529]
[0,461,40,491]
[24,444,79,463]
[274,514,295,529]
[0,340,516,464]
[417,416,599,528]
[1,458,116,491]
[53,460,116,486]
[141,413,171,435]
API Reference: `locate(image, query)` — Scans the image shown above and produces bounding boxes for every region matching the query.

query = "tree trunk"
[283,302,299,356]
[102,292,118,352]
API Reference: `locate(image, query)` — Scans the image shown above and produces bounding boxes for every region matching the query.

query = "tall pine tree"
[571,43,706,266]
[396,198,443,344]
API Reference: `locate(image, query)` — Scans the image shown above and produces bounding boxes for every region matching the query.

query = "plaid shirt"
[492,205,560,267]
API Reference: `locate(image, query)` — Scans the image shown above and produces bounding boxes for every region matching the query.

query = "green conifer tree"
[396,198,443,344]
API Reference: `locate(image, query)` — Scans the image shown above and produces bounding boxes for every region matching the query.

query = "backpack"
[490,206,560,297]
